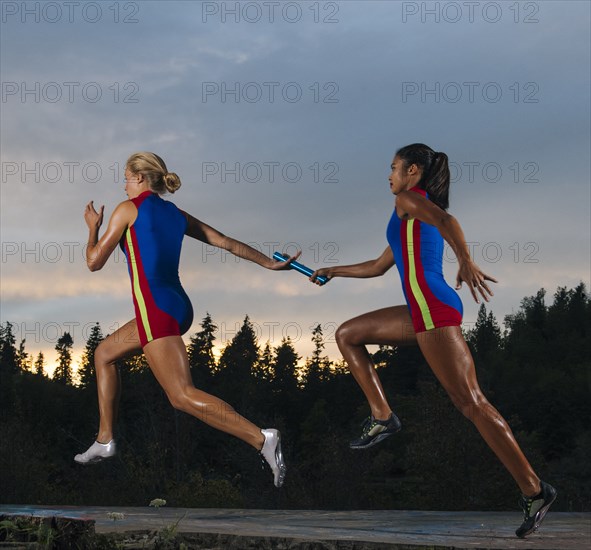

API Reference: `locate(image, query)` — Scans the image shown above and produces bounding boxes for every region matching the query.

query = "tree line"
[0,283,589,511]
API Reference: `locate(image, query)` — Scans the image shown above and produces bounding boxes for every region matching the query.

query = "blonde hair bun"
[163,172,181,194]
[126,152,182,195]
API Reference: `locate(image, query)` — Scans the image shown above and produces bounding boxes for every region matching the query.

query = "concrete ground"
[0,505,589,549]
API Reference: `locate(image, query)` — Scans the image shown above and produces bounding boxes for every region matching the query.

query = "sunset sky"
[1,1,589,377]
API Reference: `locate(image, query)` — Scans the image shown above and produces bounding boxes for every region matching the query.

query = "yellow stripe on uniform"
[406,219,435,331]
[126,230,153,342]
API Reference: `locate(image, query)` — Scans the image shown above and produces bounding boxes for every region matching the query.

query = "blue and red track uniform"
[387,187,463,333]
[120,191,193,347]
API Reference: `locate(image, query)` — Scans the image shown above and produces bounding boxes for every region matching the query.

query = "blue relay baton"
[273,251,329,286]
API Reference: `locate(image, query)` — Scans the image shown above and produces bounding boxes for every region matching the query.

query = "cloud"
[1,0,589,373]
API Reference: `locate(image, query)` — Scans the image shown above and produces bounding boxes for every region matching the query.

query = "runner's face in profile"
[389,155,420,195]
[124,168,139,198]
[389,156,406,195]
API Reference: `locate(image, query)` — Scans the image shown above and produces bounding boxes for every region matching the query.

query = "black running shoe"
[349,412,402,449]
[515,481,557,538]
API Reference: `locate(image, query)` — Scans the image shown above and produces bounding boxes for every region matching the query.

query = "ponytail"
[426,152,450,210]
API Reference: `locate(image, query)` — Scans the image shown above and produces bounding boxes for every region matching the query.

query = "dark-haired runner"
[312,144,556,537]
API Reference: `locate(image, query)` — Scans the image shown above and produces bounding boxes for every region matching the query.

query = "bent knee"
[335,322,359,347]
[94,342,117,368]
[167,388,193,413]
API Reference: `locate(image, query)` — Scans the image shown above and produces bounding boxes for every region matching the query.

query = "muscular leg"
[94,319,142,443]
[143,335,264,450]
[417,326,540,496]
[336,306,417,420]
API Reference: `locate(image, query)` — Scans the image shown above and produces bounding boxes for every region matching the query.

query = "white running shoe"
[74,440,116,464]
[260,429,286,488]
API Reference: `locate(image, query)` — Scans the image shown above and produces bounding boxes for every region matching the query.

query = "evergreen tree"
[466,304,502,390]
[568,282,589,338]
[272,337,300,390]
[546,283,589,357]
[34,351,45,377]
[268,337,301,427]
[54,332,74,385]
[216,316,259,412]
[0,322,19,375]
[503,288,549,367]
[257,341,275,382]
[525,288,547,331]
[78,323,104,389]
[0,322,19,418]
[16,339,30,372]
[467,304,502,357]
[187,312,217,387]
[303,324,331,388]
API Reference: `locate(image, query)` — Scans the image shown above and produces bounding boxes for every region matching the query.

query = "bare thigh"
[416,326,485,411]
[95,319,143,364]
[142,335,193,396]
[337,305,418,347]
